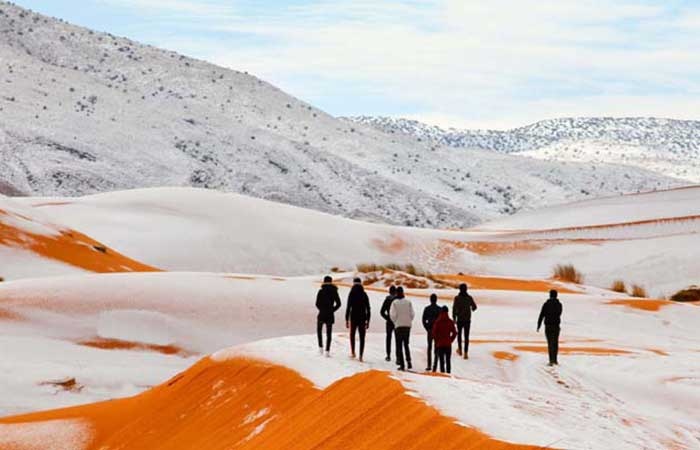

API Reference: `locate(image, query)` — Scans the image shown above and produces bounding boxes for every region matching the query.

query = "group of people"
[315,275,563,373]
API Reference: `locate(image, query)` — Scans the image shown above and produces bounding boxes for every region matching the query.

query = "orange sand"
[433,274,577,294]
[443,239,605,256]
[371,234,407,255]
[0,307,23,321]
[0,209,159,273]
[493,351,519,361]
[0,357,544,450]
[78,337,190,357]
[514,346,632,356]
[607,299,674,312]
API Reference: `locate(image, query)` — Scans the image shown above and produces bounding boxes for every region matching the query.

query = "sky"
[14,0,700,129]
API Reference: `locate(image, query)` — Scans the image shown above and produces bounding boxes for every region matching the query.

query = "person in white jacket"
[389,286,414,371]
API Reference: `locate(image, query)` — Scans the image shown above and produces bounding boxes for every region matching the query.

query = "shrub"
[670,286,700,303]
[355,263,428,277]
[0,276,4,282]
[610,280,627,293]
[552,264,584,284]
[630,284,647,298]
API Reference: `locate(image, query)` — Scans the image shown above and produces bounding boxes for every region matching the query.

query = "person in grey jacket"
[389,286,415,371]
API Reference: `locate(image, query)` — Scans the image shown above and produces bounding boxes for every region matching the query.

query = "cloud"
[86,0,700,127]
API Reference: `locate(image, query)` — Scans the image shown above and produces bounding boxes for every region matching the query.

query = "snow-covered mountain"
[348,116,700,182]
[0,2,689,227]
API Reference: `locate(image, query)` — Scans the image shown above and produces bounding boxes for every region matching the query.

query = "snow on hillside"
[0,2,687,228]
[348,116,700,182]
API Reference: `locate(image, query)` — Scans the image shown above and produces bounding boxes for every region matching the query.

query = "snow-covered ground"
[11,185,700,296]
[1,184,699,448]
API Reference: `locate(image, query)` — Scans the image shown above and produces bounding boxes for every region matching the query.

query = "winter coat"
[389,297,415,328]
[380,295,396,324]
[538,298,562,329]
[422,303,441,333]
[452,293,477,322]
[346,284,371,324]
[316,283,341,324]
[432,312,458,348]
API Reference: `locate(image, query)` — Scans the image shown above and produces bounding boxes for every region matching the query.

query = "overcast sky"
[15,0,700,129]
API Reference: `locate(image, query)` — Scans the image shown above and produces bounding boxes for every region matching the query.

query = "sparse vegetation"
[630,284,647,298]
[610,280,627,293]
[552,264,584,284]
[356,263,426,277]
[670,286,700,303]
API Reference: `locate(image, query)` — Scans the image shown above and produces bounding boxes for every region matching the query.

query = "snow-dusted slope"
[13,186,700,296]
[349,116,700,182]
[0,2,687,227]
[1,271,698,449]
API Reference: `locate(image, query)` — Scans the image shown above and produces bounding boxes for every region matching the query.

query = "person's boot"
[456,348,462,356]
[351,352,356,359]
[385,355,391,362]
[548,362,555,367]
[463,352,469,360]
[407,361,412,370]
[319,347,324,356]
[359,355,364,363]
[325,350,330,358]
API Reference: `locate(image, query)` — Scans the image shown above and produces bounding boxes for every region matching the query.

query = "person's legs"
[317,320,323,349]
[395,328,405,369]
[358,323,366,358]
[445,346,452,373]
[404,329,412,369]
[385,321,394,360]
[437,347,445,373]
[426,333,433,370]
[350,321,357,356]
[545,326,560,364]
[432,340,439,372]
[552,327,560,364]
[325,322,332,352]
[463,320,472,358]
[456,321,464,354]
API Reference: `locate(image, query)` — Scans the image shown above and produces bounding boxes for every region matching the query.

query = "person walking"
[389,286,415,371]
[346,278,371,362]
[432,306,458,374]
[452,283,478,359]
[422,293,441,371]
[538,289,563,366]
[380,285,397,361]
[316,275,341,356]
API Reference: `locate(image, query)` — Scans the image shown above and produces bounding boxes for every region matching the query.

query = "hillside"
[0,1,688,227]
[349,116,700,182]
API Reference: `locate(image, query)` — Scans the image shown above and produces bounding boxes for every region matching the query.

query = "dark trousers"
[435,346,452,373]
[350,321,367,357]
[457,320,471,354]
[395,327,412,369]
[385,321,395,358]
[317,320,332,351]
[426,332,434,369]
[545,326,560,364]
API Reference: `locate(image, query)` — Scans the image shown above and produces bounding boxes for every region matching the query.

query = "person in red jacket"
[431,306,458,374]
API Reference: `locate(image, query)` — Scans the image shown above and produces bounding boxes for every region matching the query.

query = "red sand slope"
[0,208,159,273]
[433,274,577,294]
[0,357,543,450]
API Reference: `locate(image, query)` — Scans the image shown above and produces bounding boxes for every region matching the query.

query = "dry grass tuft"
[356,263,427,277]
[630,284,647,298]
[610,280,627,293]
[670,286,700,303]
[552,264,584,284]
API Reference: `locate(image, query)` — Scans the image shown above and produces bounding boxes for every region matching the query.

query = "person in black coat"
[538,289,563,366]
[452,283,478,359]
[380,285,397,361]
[316,275,341,356]
[422,293,441,371]
[346,278,371,361]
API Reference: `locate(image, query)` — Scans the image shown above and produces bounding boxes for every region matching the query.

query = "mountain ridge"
[0,1,689,227]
